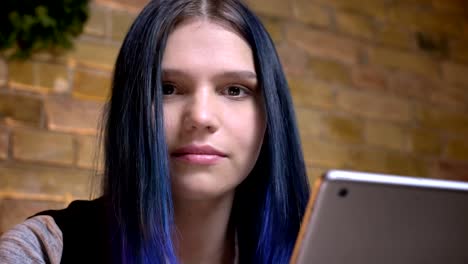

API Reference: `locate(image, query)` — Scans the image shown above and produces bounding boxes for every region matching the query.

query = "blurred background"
[1,0,468,234]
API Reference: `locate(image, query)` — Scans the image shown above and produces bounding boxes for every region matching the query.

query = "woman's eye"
[162,83,176,95]
[223,85,250,98]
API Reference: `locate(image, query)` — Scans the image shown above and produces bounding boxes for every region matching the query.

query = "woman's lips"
[172,154,224,165]
[171,145,227,165]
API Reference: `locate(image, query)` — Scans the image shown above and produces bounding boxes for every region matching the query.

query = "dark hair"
[103,0,310,263]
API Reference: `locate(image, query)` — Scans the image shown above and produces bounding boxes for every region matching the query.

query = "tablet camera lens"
[338,188,348,197]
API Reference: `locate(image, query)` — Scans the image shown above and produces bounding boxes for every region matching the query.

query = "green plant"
[0,0,90,59]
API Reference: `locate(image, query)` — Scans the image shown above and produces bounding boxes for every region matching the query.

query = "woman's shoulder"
[35,198,106,224]
[0,198,104,263]
[0,215,63,264]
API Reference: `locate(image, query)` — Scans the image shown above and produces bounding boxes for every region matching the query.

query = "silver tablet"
[290,170,468,264]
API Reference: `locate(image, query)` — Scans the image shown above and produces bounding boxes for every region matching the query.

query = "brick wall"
[1,0,468,233]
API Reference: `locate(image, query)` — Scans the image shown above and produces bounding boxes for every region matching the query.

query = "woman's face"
[162,19,266,200]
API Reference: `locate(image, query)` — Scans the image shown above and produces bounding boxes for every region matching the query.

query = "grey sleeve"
[0,215,63,264]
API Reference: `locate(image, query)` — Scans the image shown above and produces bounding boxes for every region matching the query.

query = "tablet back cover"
[291,171,468,264]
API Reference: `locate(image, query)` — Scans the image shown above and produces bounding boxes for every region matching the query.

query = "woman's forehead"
[161,19,255,75]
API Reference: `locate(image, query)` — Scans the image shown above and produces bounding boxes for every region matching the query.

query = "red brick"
[0,163,91,198]
[410,128,442,156]
[351,66,388,92]
[308,58,351,85]
[450,40,468,64]
[388,72,436,100]
[348,148,389,174]
[0,58,6,87]
[111,9,137,41]
[432,0,467,14]
[415,105,468,136]
[244,0,292,19]
[259,16,283,43]
[336,11,376,39]
[84,3,109,37]
[302,139,353,168]
[293,0,330,27]
[412,9,458,38]
[321,114,364,144]
[286,24,361,65]
[369,47,439,77]
[365,122,408,151]
[102,0,148,9]
[289,77,335,110]
[0,92,43,126]
[77,135,103,169]
[350,148,428,177]
[8,61,36,88]
[462,22,468,44]
[442,61,468,86]
[432,161,468,182]
[388,7,462,36]
[45,97,104,134]
[13,129,74,165]
[0,126,8,160]
[68,40,120,70]
[315,0,389,20]
[37,62,70,93]
[73,69,111,100]
[337,89,411,123]
[392,0,435,9]
[0,199,65,234]
[30,51,68,62]
[429,84,468,112]
[296,108,322,138]
[445,138,468,162]
[383,152,428,177]
[277,42,309,76]
[375,27,413,50]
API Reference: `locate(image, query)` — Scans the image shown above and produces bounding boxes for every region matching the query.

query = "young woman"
[0,0,310,263]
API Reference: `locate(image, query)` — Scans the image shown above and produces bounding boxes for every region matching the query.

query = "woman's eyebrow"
[217,70,257,80]
[161,69,188,78]
[161,69,257,80]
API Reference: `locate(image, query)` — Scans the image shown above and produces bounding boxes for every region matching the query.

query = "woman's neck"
[173,192,236,264]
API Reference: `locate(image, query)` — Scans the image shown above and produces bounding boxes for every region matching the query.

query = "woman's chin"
[171,176,235,201]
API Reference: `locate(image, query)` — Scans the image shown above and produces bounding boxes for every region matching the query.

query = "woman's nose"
[182,90,220,133]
